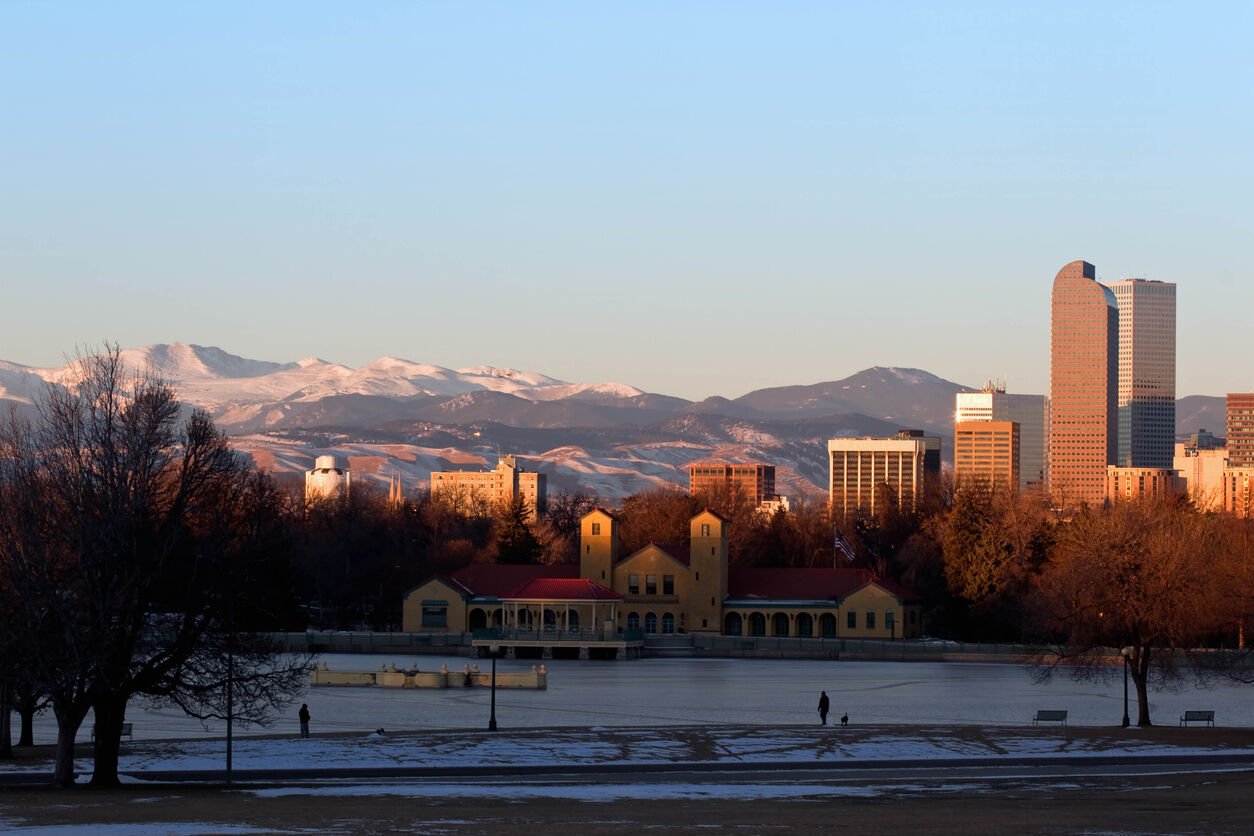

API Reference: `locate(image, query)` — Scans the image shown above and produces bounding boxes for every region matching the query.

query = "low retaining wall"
[310,665,547,690]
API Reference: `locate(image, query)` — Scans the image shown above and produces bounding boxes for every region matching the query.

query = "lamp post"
[488,643,500,732]
[1120,646,1132,728]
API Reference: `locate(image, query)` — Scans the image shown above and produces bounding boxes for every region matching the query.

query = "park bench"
[90,722,133,742]
[1032,710,1068,726]
[1179,710,1215,727]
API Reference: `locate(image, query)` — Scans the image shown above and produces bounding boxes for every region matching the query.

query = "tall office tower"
[955,388,1049,490]
[1050,260,1118,505]
[1110,279,1177,467]
[828,437,927,516]
[1227,394,1254,469]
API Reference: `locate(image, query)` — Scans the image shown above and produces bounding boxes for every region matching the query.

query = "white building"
[305,455,351,502]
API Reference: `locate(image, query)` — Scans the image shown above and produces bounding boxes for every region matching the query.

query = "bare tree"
[1028,499,1223,725]
[0,348,309,786]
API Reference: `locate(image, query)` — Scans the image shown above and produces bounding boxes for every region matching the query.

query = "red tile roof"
[728,567,877,600]
[448,563,578,598]
[504,577,623,601]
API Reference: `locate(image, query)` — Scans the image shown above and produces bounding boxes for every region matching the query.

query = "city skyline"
[3,4,1253,400]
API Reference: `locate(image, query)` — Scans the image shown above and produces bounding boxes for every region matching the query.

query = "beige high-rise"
[430,454,547,518]
[1050,260,1118,506]
[828,437,926,516]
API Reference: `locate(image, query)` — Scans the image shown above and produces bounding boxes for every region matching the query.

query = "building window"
[846,611,856,629]
[700,523,711,536]
[627,612,640,631]
[866,611,876,630]
[885,611,895,635]
[645,612,658,634]
[663,575,675,595]
[628,574,640,595]
[662,613,675,634]
[591,522,601,535]
[421,607,447,629]
[646,574,657,595]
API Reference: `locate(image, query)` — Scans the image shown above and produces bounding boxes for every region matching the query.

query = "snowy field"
[14,655,1254,746]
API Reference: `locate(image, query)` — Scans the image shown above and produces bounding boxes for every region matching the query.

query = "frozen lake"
[21,654,1254,744]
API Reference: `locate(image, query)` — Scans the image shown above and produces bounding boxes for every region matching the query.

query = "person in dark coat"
[841,712,848,727]
[299,704,311,738]
[818,691,830,726]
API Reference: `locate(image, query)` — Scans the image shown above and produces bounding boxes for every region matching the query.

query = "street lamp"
[488,642,500,732]
[1120,646,1132,728]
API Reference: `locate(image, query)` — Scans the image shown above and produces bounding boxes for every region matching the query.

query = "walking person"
[817,691,830,726]
[299,703,311,738]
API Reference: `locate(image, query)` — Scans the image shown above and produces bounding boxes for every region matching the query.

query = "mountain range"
[0,344,1228,499]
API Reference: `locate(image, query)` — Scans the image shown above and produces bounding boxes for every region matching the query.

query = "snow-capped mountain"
[0,343,975,497]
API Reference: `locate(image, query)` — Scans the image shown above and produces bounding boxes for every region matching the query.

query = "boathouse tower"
[688,508,728,634]
[579,507,619,586]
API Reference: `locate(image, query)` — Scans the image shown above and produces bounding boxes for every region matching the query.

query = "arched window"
[627,612,640,631]
[796,613,813,637]
[724,612,743,636]
[518,609,533,629]
[749,612,766,636]
[567,610,580,630]
[644,612,658,634]
[661,613,675,634]
[772,612,790,637]
[819,613,837,637]
[543,609,557,629]
[468,608,488,631]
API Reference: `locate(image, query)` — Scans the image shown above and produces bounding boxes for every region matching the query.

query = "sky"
[2,2,1251,400]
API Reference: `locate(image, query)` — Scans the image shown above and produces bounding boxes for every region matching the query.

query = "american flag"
[833,530,856,563]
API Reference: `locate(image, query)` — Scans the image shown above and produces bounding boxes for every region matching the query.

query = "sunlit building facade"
[688,462,776,505]
[430,454,547,518]
[828,437,927,516]
[1050,260,1118,506]
[954,421,1020,492]
[1227,394,1254,469]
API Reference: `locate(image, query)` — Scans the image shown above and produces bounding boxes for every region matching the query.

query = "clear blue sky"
[2,2,1251,399]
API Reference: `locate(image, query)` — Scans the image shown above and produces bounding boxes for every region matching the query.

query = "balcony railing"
[472,627,644,643]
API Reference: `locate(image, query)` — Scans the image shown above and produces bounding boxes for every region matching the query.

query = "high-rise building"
[953,421,1020,492]
[430,454,547,518]
[1110,279,1176,468]
[1222,468,1254,518]
[1050,260,1118,505]
[1227,394,1254,469]
[828,437,927,516]
[688,462,776,505]
[955,388,1048,490]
